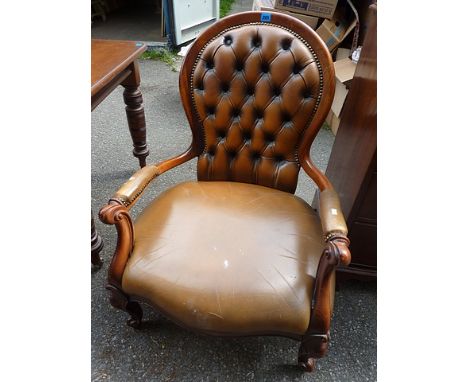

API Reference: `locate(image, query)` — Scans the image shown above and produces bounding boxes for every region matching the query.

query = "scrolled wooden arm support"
[308,185,349,346]
[99,202,134,286]
[311,234,351,333]
[300,234,351,364]
[324,234,351,267]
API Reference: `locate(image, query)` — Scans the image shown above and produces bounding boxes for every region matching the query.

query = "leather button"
[272,86,281,97]
[303,89,312,99]
[246,86,254,96]
[274,154,284,162]
[255,108,264,119]
[252,36,262,48]
[206,105,216,116]
[282,112,291,122]
[232,108,241,118]
[243,130,252,143]
[264,132,275,144]
[208,147,216,156]
[221,83,230,93]
[235,61,244,72]
[281,38,292,50]
[224,35,233,45]
[251,151,261,160]
[292,62,301,74]
[218,130,226,139]
[261,62,269,73]
[206,58,214,69]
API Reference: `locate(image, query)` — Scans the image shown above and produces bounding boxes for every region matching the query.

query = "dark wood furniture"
[91,213,104,267]
[320,4,377,280]
[91,39,148,266]
[91,39,149,167]
[99,12,351,372]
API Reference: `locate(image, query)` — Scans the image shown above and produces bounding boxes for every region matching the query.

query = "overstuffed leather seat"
[123,181,324,335]
[100,11,351,372]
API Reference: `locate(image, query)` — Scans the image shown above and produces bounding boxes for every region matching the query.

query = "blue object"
[260,13,271,22]
[135,42,144,47]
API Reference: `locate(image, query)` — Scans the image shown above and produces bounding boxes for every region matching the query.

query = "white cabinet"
[170,0,219,45]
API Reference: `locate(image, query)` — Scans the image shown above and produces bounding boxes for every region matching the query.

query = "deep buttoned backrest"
[179,12,335,193]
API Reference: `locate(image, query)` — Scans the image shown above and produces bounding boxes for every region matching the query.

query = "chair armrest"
[319,188,348,240]
[300,155,348,239]
[107,148,197,210]
[111,165,159,208]
[98,148,196,286]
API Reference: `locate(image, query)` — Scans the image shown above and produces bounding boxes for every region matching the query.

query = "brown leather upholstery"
[100,12,350,370]
[122,181,325,335]
[191,24,323,193]
[319,188,348,237]
[112,165,159,207]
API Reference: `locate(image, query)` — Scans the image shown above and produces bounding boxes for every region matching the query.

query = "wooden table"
[91,39,148,267]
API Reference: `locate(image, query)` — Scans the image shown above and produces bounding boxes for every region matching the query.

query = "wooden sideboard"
[320,4,377,280]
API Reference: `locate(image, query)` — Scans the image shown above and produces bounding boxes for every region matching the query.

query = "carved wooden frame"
[99,11,350,372]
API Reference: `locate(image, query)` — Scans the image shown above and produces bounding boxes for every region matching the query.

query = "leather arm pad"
[319,188,348,239]
[109,148,197,209]
[111,165,159,208]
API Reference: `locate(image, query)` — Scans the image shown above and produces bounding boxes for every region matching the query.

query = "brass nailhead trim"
[127,172,160,205]
[325,232,348,242]
[113,170,160,207]
[325,233,335,241]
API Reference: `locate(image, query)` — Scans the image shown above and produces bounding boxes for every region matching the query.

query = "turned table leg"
[122,61,149,168]
[91,212,104,267]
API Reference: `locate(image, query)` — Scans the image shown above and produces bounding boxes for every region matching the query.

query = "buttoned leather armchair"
[99,11,350,372]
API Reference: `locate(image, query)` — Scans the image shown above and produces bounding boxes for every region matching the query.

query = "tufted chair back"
[179,12,335,193]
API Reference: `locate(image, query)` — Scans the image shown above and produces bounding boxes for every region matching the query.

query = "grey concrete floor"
[91,58,376,381]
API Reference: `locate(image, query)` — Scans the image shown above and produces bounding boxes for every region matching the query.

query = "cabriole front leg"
[106,284,143,328]
[298,333,330,371]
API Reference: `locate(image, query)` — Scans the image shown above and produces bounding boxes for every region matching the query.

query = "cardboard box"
[331,80,348,117]
[253,0,318,29]
[334,57,356,87]
[330,111,340,135]
[325,109,340,135]
[330,57,356,121]
[335,47,351,61]
[252,0,276,10]
[315,9,357,52]
[274,0,338,19]
[325,108,333,126]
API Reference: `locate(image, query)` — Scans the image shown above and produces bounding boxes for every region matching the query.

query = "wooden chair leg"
[298,356,316,372]
[91,213,104,268]
[107,284,143,328]
[298,332,330,372]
